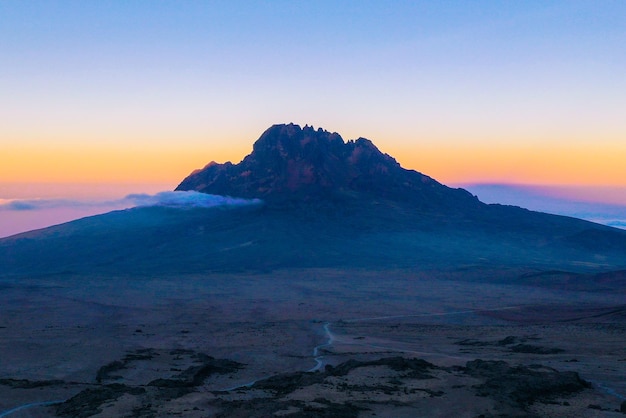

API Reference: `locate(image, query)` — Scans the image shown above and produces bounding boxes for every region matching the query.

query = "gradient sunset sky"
[2,1,625,197]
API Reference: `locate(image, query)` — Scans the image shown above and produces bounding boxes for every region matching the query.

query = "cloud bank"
[0,191,263,238]
[0,191,262,212]
[124,191,262,208]
[461,184,626,230]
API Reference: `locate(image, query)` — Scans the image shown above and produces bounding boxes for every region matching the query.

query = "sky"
[1,1,626,236]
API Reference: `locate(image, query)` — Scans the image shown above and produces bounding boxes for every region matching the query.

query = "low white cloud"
[123,191,262,208]
[0,191,264,238]
[0,191,262,212]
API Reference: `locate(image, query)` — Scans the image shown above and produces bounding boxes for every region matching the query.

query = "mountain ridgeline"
[1,123,626,280]
[176,123,481,213]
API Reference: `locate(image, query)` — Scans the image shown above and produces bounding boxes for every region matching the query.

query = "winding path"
[0,400,63,418]
[307,322,334,372]
[589,380,626,400]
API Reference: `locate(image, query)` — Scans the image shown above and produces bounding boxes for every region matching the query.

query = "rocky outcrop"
[250,356,437,396]
[147,355,243,389]
[56,384,146,418]
[465,359,590,413]
[324,356,436,379]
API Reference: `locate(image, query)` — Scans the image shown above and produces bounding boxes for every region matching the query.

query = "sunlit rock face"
[176,123,480,212]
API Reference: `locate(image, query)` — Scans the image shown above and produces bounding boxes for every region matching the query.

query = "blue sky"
[3,1,624,163]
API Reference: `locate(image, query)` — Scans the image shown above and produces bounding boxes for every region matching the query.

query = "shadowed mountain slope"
[1,123,626,280]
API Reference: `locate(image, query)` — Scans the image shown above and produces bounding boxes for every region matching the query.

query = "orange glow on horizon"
[3,138,626,188]
[2,142,250,184]
[387,142,626,187]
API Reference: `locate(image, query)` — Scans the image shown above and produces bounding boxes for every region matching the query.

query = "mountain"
[1,123,626,281]
[176,123,481,214]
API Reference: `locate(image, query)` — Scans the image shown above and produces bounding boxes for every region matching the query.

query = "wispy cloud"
[124,191,262,208]
[460,184,626,230]
[0,198,101,211]
[607,221,626,229]
[0,191,262,212]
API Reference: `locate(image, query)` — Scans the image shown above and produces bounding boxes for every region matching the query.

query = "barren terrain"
[1,269,624,417]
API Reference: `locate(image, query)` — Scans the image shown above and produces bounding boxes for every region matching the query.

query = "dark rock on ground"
[95,360,125,383]
[0,378,64,388]
[42,353,605,417]
[455,339,492,346]
[251,356,437,396]
[148,356,243,389]
[509,344,565,354]
[96,349,159,383]
[56,384,146,418]
[250,371,325,395]
[465,359,590,414]
[497,336,519,346]
[214,398,364,418]
[325,356,436,379]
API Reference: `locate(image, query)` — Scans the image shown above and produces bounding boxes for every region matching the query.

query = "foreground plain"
[0,268,625,417]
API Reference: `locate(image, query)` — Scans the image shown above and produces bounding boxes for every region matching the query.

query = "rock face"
[176,123,481,212]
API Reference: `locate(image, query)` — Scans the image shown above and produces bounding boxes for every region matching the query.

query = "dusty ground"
[0,269,625,417]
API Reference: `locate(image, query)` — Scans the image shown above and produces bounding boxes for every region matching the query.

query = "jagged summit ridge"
[176,123,480,210]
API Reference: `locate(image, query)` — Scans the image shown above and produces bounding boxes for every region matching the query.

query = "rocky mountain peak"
[248,123,347,165]
[176,123,480,211]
